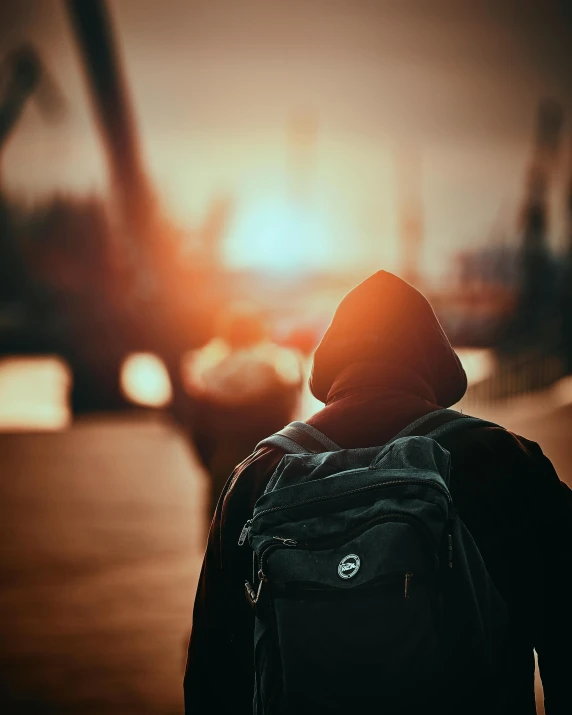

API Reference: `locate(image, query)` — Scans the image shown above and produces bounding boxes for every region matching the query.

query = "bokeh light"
[120,353,173,408]
[0,357,71,431]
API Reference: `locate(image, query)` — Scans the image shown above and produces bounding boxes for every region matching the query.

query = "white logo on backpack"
[338,554,361,579]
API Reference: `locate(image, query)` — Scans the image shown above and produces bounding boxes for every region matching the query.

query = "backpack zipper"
[270,570,418,601]
[238,520,252,546]
[259,513,438,575]
[238,476,451,546]
[273,536,298,546]
[271,512,433,551]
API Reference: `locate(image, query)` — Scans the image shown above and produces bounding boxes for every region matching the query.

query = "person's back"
[185,271,572,714]
[182,302,303,513]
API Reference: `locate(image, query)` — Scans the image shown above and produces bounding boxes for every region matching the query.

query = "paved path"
[0,414,208,714]
[2,392,570,714]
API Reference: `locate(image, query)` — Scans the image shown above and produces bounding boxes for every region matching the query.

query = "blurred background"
[1,0,571,712]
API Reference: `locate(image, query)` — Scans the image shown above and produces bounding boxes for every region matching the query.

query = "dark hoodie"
[184,272,572,715]
[306,270,467,447]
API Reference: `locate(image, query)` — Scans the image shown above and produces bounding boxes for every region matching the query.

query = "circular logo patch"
[338,554,361,580]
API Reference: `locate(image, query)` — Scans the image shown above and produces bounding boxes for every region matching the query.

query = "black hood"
[309,271,467,406]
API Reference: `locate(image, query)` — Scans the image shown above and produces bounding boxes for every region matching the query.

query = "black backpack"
[239,409,508,714]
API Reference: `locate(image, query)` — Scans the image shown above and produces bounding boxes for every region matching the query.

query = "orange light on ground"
[120,353,173,408]
[0,357,71,431]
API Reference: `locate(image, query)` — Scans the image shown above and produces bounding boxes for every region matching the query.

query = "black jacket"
[185,272,572,714]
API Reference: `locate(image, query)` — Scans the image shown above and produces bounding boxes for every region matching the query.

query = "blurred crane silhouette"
[0,44,65,307]
[64,0,231,417]
[0,44,65,157]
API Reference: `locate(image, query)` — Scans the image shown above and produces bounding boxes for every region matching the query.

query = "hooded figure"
[305,271,467,447]
[185,272,572,715]
[310,271,466,405]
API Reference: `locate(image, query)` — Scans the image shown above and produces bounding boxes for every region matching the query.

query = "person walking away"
[182,301,303,516]
[184,271,572,715]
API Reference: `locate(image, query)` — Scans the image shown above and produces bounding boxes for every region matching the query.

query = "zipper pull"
[448,533,453,569]
[404,572,413,600]
[245,573,266,608]
[244,580,257,606]
[273,536,298,546]
[238,520,252,546]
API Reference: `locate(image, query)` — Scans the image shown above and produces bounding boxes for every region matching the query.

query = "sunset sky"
[1,0,572,276]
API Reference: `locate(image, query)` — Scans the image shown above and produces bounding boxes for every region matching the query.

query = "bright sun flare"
[224,197,329,272]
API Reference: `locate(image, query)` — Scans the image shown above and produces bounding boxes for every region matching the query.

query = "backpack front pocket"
[273,572,443,713]
[261,518,446,713]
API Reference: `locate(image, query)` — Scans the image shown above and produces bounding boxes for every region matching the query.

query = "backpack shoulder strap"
[389,408,501,487]
[390,408,499,444]
[256,421,341,454]
[425,413,500,440]
[256,410,499,456]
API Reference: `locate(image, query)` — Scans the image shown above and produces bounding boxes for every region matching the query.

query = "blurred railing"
[458,349,565,411]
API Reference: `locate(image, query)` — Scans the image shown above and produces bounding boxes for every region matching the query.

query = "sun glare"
[224,197,329,272]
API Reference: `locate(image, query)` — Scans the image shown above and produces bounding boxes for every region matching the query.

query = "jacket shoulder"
[445,419,542,462]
